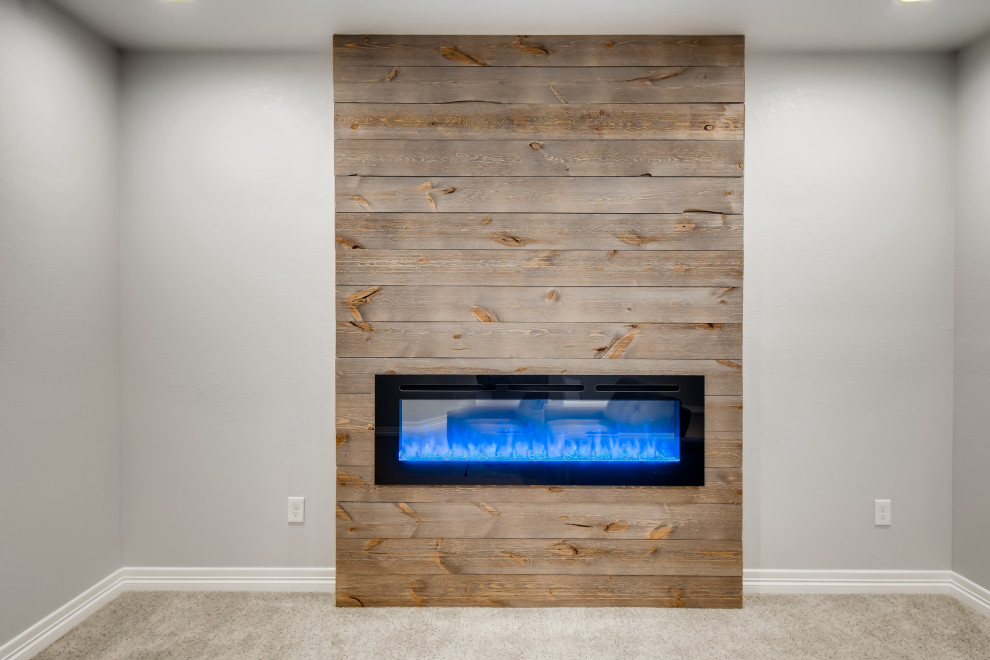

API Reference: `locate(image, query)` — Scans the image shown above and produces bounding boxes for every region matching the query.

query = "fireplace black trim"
[374,374,705,487]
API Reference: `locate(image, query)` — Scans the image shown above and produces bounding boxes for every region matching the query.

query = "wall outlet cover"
[288,496,305,523]
[874,499,891,526]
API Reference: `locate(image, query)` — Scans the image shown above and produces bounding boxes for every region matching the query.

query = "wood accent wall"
[334,35,743,608]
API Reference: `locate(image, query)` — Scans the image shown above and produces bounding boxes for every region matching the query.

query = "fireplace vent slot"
[595,384,680,392]
[399,384,495,392]
[506,384,584,392]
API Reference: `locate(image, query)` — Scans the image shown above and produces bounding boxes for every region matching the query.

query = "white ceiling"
[52,0,990,53]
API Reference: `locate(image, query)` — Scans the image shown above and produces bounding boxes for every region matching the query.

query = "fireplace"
[375,375,704,486]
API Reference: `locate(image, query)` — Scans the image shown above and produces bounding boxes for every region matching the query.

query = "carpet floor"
[33,592,990,659]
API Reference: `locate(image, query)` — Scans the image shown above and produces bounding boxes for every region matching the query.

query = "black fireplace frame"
[374,374,705,486]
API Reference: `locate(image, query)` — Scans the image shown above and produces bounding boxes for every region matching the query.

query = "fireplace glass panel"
[399,398,680,463]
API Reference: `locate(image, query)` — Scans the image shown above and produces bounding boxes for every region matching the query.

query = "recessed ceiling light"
[896,0,928,4]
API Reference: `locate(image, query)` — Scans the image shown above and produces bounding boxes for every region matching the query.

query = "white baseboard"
[117,566,335,593]
[0,567,335,660]
[5,566,986,660]
[951,572,990,617]
[744,569,990,616]
[743,569,955,595]
[0,569,126,660]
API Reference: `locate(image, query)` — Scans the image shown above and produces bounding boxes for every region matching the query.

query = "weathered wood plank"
[337,573,741,607]
[336,501,740,540]
[336,430,378,467]
[336,284,742,325]
[336,393,742,467]
[335,464,742,504]
[337,394,741,432]
[338,538,741,576]
[336,213,743,251]
[336,321,742,360]
[336,428,742,472]
[334,66,744,104]
[336,284,742,323]
[333,35,745,68]
[336,250,743,287]
[336,176,742,214]
[336,393,374,437]
[708,396,744,433]
[337,392,739,428]
[335,140,745,177]
[335,103,744,141]
[335,358,743,396]
[336,573,741,607]
[336,432,741,472]
[337,393,741,465]
[336,430,741,471]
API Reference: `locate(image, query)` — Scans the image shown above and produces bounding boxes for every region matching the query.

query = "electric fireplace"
[375,375,704,486]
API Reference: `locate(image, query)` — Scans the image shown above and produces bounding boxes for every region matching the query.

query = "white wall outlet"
[874,499,891,526]
[288,496,305,523]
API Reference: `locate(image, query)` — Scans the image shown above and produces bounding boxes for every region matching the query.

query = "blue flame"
[399,398,680,462]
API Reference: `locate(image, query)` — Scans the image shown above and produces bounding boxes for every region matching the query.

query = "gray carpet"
[33,592,990,659]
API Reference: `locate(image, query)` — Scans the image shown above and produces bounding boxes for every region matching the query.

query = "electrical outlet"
[288,496,305,523]
[874,499,891,526]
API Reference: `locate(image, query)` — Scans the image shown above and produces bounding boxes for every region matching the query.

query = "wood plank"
[337,430,741,472]
[337,573,741,607]
[336,321,742,360]
[335,358,743,396]
[336,432,741,472]
[335,140,745,177]
[335,103,744,141]
[336,284,741,325]
[333,35,745,68]
[335,464,742,504]
[708,396,743,433]
[336,501,740,540]
[336,176,742,214]
[336,428,742,472]
[336,393,374,436]
[337,538,741,576]
[337,393,740,441]
[335,213,743,251]
[336,573,741,608]
[336,393,741,464]
[336,250,743,287]
[336,395,740,428]
[334,66,744,104]
[336,394,742,467]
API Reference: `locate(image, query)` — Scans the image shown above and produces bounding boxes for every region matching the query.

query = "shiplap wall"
[334,35,743,607]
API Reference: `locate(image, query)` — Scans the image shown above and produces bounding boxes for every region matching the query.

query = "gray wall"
[119,53,335,566]
[954,32,990,591]
[0,0,120,646]
[745,54,956,570]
